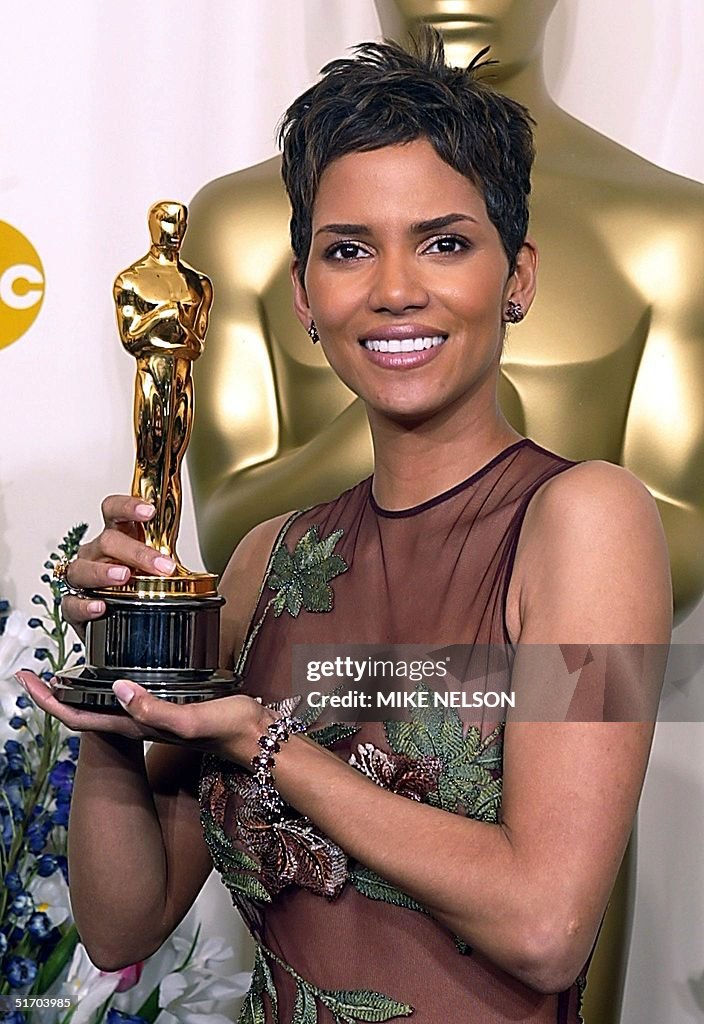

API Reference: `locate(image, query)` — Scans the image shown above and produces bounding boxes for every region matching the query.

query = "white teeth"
[362,335,446,352]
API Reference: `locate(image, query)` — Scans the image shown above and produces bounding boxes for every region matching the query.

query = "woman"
[18,32,671,1023]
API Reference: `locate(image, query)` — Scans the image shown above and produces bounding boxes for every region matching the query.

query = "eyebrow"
[314,213,479,237]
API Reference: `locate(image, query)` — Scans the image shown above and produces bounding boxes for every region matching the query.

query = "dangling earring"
[308,320,320,344]
[504,300,525,324]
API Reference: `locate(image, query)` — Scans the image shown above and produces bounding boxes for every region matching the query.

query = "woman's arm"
[258,460,672,993]
[22,504,293,970]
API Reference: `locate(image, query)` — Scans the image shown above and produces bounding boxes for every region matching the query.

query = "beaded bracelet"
[251,713,306,819]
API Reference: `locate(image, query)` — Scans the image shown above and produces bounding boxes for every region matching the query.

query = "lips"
[359,323,448,343]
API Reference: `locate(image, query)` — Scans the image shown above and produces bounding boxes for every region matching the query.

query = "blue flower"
[27,912,53,942]
[0,1011,28,1024]
[15,695,32,710]
[27,617,42,628]
[25,822,50,854]
[4,955,38,988]
[36,854,57,877]
[106,1011,149,1024]
[9,717,26,730]
[34,734,44,748]
[65,736,80,760]
[56,855,68,882]
[33,648,49,661]
[9,892,34,919]
[4,870,22,893]
[48,760,75,792]
[3,741,22,755]
[51,805,69,828]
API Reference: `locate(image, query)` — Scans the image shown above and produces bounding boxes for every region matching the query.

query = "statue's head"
[387,0,558,76]
[148,201,187,251]
[279,29,535,284]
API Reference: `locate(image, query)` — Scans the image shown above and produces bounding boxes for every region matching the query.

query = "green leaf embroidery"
[201,811,273,903]
[227,871,273,903]
[384,683,504,820]
[293,981,319,1024]
[253,946,278,1015]
[309,723,361,748]
[258,943,414,1023]
[349,866,426,915]
[318,988,413,1021]
[238,988,266,1024]
[267,525,348,618]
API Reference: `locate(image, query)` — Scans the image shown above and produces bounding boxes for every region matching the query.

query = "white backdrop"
[2,2,703,1020]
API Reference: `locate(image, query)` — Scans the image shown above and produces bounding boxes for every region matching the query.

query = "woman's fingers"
[68,533,176,589]
[101,494,157,529]
[15,671,150,739]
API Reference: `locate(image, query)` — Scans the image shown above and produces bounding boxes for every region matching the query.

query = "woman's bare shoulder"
[513,459,672,644]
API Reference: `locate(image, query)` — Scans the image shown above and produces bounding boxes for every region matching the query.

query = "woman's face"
[292,138,536,427]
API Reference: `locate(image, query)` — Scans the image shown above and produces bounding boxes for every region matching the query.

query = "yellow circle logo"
[0,221,45,350]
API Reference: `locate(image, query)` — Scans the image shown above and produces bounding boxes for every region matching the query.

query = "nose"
[368,251,429,315]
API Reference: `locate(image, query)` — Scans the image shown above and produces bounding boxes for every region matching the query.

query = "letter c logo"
[0,222,45,350]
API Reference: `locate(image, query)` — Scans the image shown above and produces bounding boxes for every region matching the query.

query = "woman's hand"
[60,495,178,637]
[15,671,273,768]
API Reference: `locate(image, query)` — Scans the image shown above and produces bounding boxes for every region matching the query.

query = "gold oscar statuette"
[54,201,240,708]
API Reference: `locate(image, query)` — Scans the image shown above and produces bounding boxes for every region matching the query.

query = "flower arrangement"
[1,530,249,1024]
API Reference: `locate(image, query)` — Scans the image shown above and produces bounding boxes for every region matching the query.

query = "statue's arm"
[195,274,214,341]
[621,200,704,621]
[113,277,181,350]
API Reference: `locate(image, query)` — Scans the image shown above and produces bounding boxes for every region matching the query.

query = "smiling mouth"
[361,335,447,353]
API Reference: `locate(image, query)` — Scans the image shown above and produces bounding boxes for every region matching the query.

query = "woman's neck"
[367,399,523,512]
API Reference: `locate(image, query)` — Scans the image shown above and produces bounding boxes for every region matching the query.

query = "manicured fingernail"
[14,672,28,690]
[153,556,176,575]
[112,680,135,706]
[87,601,105,615]
[136,504,155,518]
[107,566,129,582]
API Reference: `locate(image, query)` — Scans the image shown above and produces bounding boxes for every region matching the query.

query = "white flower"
[0,610,43,678]
[155,936,251,1024]
[0,611,46,743]
[60,944,122,1024]
[28,870,72,927]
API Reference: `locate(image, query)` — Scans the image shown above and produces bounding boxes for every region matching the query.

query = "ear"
[290,259,312,330]
[504,237,539,312]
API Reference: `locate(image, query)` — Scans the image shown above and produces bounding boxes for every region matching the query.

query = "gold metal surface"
[181,5,704,1019]
[91,572,219,600]
[115,201,214,587]
[184,2,704,624]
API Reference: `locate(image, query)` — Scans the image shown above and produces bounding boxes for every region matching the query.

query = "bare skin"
[19,143,672,992]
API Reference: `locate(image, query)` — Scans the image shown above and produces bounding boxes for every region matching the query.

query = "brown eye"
[326,242,370,261]
[424,235,470,255]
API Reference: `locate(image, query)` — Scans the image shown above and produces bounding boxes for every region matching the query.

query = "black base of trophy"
[53,666,241,710]
[54,588,242,711]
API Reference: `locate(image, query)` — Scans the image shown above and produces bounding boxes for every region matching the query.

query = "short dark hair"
[278,29,535,284]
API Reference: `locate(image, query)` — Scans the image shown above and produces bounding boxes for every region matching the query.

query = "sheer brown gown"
[199,437,589,1023]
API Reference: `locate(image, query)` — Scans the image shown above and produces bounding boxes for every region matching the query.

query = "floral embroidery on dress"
[348,742,442,802]
[383,682,504,821]
[267,524,348,616]
[200,701,356,915]
[235,517,348,676]
[344,684,504,948]
[239,943,414,1024]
